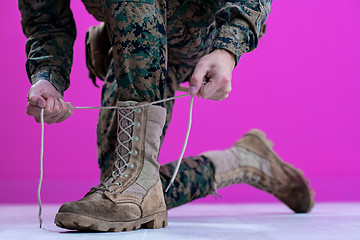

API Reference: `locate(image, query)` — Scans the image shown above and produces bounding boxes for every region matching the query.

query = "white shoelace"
[37,94,194,228]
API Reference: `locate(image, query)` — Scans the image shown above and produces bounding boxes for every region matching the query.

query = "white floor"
[1,203,359,240]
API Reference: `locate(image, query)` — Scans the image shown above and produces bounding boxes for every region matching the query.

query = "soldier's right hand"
[27,80,74,124]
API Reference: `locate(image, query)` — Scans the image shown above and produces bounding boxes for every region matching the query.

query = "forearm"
[19,0,77,95]
[212,0,273,66]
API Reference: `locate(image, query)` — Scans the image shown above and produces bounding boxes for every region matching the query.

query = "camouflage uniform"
[19,0,272,209]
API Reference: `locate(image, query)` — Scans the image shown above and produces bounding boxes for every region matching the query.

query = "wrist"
[31,68,67,96]
[212,49,236,69]
[31,69,50,85]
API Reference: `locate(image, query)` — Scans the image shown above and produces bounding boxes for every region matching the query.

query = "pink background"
[1,0,359,204]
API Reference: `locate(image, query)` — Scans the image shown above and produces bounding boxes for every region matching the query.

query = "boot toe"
[57,200,141,222]
[278,166,315,213]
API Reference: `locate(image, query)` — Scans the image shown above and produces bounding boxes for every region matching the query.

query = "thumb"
[28,95,46,108]
[189,64,208,96]
[28,82,48,108]
[28,88,46,108]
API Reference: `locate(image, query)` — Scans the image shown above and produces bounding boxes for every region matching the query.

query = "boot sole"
[54,210,168,232]
[246,129,315,213]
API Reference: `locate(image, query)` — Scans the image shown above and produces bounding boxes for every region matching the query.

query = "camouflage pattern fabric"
[18,0,76,96]
[19,0,273,96]
[104,0,167,103]
[160,156,215,210]
[19,0,272,209]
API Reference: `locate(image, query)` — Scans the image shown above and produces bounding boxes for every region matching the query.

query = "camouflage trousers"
[98,0,219,209]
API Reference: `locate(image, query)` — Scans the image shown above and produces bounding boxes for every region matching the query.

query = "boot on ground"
[55,101,168,231]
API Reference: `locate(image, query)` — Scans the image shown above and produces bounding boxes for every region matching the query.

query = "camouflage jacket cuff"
[30,67,69,96]
[212,25,252,67]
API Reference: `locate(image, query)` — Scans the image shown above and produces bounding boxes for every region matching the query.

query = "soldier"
[19,0,314,232]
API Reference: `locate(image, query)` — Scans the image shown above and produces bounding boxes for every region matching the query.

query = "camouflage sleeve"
[212,0,273,66]
[18,0,77,96]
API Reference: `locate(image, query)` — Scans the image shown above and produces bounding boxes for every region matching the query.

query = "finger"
[34,116,41,123]
[201,70,232,99]
[197,67,222,99]
[207,92,230,101]
[43,98,65,124]
[28,84,47,108]
[207,83,232,101]
[56,102,74,123]
[43,94,55,114]
[43,92,61,112]
[27,100,61,121]
[199,80,219,99]
[189,63,209,96]
[26,102,43,116]
[47,98,68,124]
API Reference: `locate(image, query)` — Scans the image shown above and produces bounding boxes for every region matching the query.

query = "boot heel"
[144,211,168,229]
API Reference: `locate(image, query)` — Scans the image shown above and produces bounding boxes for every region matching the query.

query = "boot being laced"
[55,101,168,232]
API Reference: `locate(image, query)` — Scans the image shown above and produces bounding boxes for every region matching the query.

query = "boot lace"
[93,107,138,193]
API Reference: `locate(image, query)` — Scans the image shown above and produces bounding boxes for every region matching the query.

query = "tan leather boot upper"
[55,102,168,231]
[202,129,315,213]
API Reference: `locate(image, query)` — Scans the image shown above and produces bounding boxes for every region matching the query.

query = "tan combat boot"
[55,101,168,231]
[202,129,315,213]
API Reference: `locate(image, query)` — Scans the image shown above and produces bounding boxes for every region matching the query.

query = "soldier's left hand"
[189,49,235,101]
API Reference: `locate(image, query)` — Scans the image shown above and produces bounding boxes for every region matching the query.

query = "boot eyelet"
[133,122,141,127]
[109,190,115,194]
[127,163,134,169]
[123,174,128,178]
[133,136,139,142]
[130,150,138,156]
[134,108,141,113]
[116,182,122,186]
